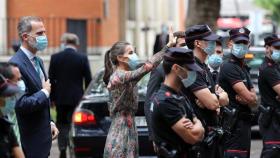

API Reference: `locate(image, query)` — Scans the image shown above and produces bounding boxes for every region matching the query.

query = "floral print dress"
[103,47,167,158]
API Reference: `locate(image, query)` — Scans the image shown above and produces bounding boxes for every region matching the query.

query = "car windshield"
[84,68,150,98]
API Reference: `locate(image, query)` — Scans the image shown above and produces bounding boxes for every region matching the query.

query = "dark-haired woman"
[103,28,175,158]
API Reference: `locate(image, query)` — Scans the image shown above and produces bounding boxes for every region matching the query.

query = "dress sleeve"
[108,46,168,89]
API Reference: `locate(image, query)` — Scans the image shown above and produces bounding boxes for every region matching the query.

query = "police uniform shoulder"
[155,90,181,103]
[221,60,237,69]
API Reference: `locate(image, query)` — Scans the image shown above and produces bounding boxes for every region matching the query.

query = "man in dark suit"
[49,33,92,158]
[153,24,169,54]
[9,16,59,158]
[145,31,186,141]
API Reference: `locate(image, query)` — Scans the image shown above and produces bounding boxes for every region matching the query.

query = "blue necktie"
[33,56,41,75]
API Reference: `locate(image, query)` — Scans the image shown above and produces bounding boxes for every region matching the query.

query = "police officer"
[258,34,280,158]
[219,27,257,158]
[0,73,24,158]
[184,24,229,158]
[145,31,187,141]
[151,48,205,158]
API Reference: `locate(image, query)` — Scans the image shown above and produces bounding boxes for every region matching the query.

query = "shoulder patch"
[165,91,171,97]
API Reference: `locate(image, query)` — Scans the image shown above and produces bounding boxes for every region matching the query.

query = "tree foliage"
[186,0,221,31]
[255,0,280,23]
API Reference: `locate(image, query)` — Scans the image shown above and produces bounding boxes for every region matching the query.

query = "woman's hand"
[166,26,177,48]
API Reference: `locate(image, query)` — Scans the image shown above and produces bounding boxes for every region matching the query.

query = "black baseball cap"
[164,47,202,71]
[185,24,219,43]
[229,27,251,42]
[0,74,19,97]
[264,34,280,47]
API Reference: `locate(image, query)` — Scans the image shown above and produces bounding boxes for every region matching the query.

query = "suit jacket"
[144,63,165,140]
[49,48,92,107]
[9,49,51,158]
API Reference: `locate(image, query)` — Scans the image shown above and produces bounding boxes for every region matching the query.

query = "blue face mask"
[35,35,48,51]
[1,96,16,115]
[29,35,48,51]
[60,43,66,50]
[127,53,140,70]
[232,43,248,58]
[208,54,223,70]
[203,41,216,55]
[271,50,280,62]
[177,66,197,88]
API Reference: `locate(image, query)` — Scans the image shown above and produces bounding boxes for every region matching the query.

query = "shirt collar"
[160,84,179,95]
[265,56,277,66]
[20,46,35,60]
[65,45,77,51]
[229,54,245,67]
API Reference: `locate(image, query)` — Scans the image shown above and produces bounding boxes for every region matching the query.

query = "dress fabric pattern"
[103,48,166,158]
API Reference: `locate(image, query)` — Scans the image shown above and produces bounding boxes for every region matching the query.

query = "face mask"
[60,43,66,50]
[271,50,280,62]
[232,43,248,59]
[17,80,26,92]
[181,45,189,49]
[127,53,140,70]
[203,41,216,55]
[28,35,48,51]
[208,54,223,70]
[177,66,197,88]
[1,96,16,115]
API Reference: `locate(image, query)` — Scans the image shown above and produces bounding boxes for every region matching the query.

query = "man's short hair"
[61,33,80,46]
[17,16,42,39]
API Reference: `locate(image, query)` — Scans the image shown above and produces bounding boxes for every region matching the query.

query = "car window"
[247,51,265,69]
[84,69,150,98]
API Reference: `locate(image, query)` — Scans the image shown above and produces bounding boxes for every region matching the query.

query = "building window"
[103,0,110,18]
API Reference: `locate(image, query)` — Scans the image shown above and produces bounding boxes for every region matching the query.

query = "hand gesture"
[43,79,51,93]
[167,26,177,48]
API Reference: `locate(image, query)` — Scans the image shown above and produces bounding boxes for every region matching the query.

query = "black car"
[69,68,154,158]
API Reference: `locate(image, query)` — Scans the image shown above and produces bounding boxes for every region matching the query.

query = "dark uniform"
[184,25,221,158]
[0,73,20,158]
[0,115,19,158]
[152,84,194,158]
[219,27,253,158]
[151,48,202,158]
[258,34,280,158]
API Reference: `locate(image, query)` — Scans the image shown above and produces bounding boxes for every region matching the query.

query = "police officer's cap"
[229,27,250,42]
[185,24,219,42]
[164,47,202,71]
[264,34,280,47]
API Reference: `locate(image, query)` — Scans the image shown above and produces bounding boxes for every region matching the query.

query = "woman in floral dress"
[103,28,175,158]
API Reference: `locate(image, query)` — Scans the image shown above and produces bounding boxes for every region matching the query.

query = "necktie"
[33,56,41,75]
[212,70,218,83]
[33,57,45,81]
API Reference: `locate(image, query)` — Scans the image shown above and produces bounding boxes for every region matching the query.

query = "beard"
[27,37,37,50]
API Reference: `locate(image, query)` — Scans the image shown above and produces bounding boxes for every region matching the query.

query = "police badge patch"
[239,28,245,33]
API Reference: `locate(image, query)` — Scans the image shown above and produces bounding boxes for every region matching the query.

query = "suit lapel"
[18,50,42,89]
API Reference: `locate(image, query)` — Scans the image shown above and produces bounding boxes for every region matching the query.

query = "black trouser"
[259,112,280,158]
[223,118,251,158]
[56,105,76,151]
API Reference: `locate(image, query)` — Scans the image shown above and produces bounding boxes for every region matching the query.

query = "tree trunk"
[186,0,221,31]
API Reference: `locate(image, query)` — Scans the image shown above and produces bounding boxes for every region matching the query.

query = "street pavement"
[50,139,263,158]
